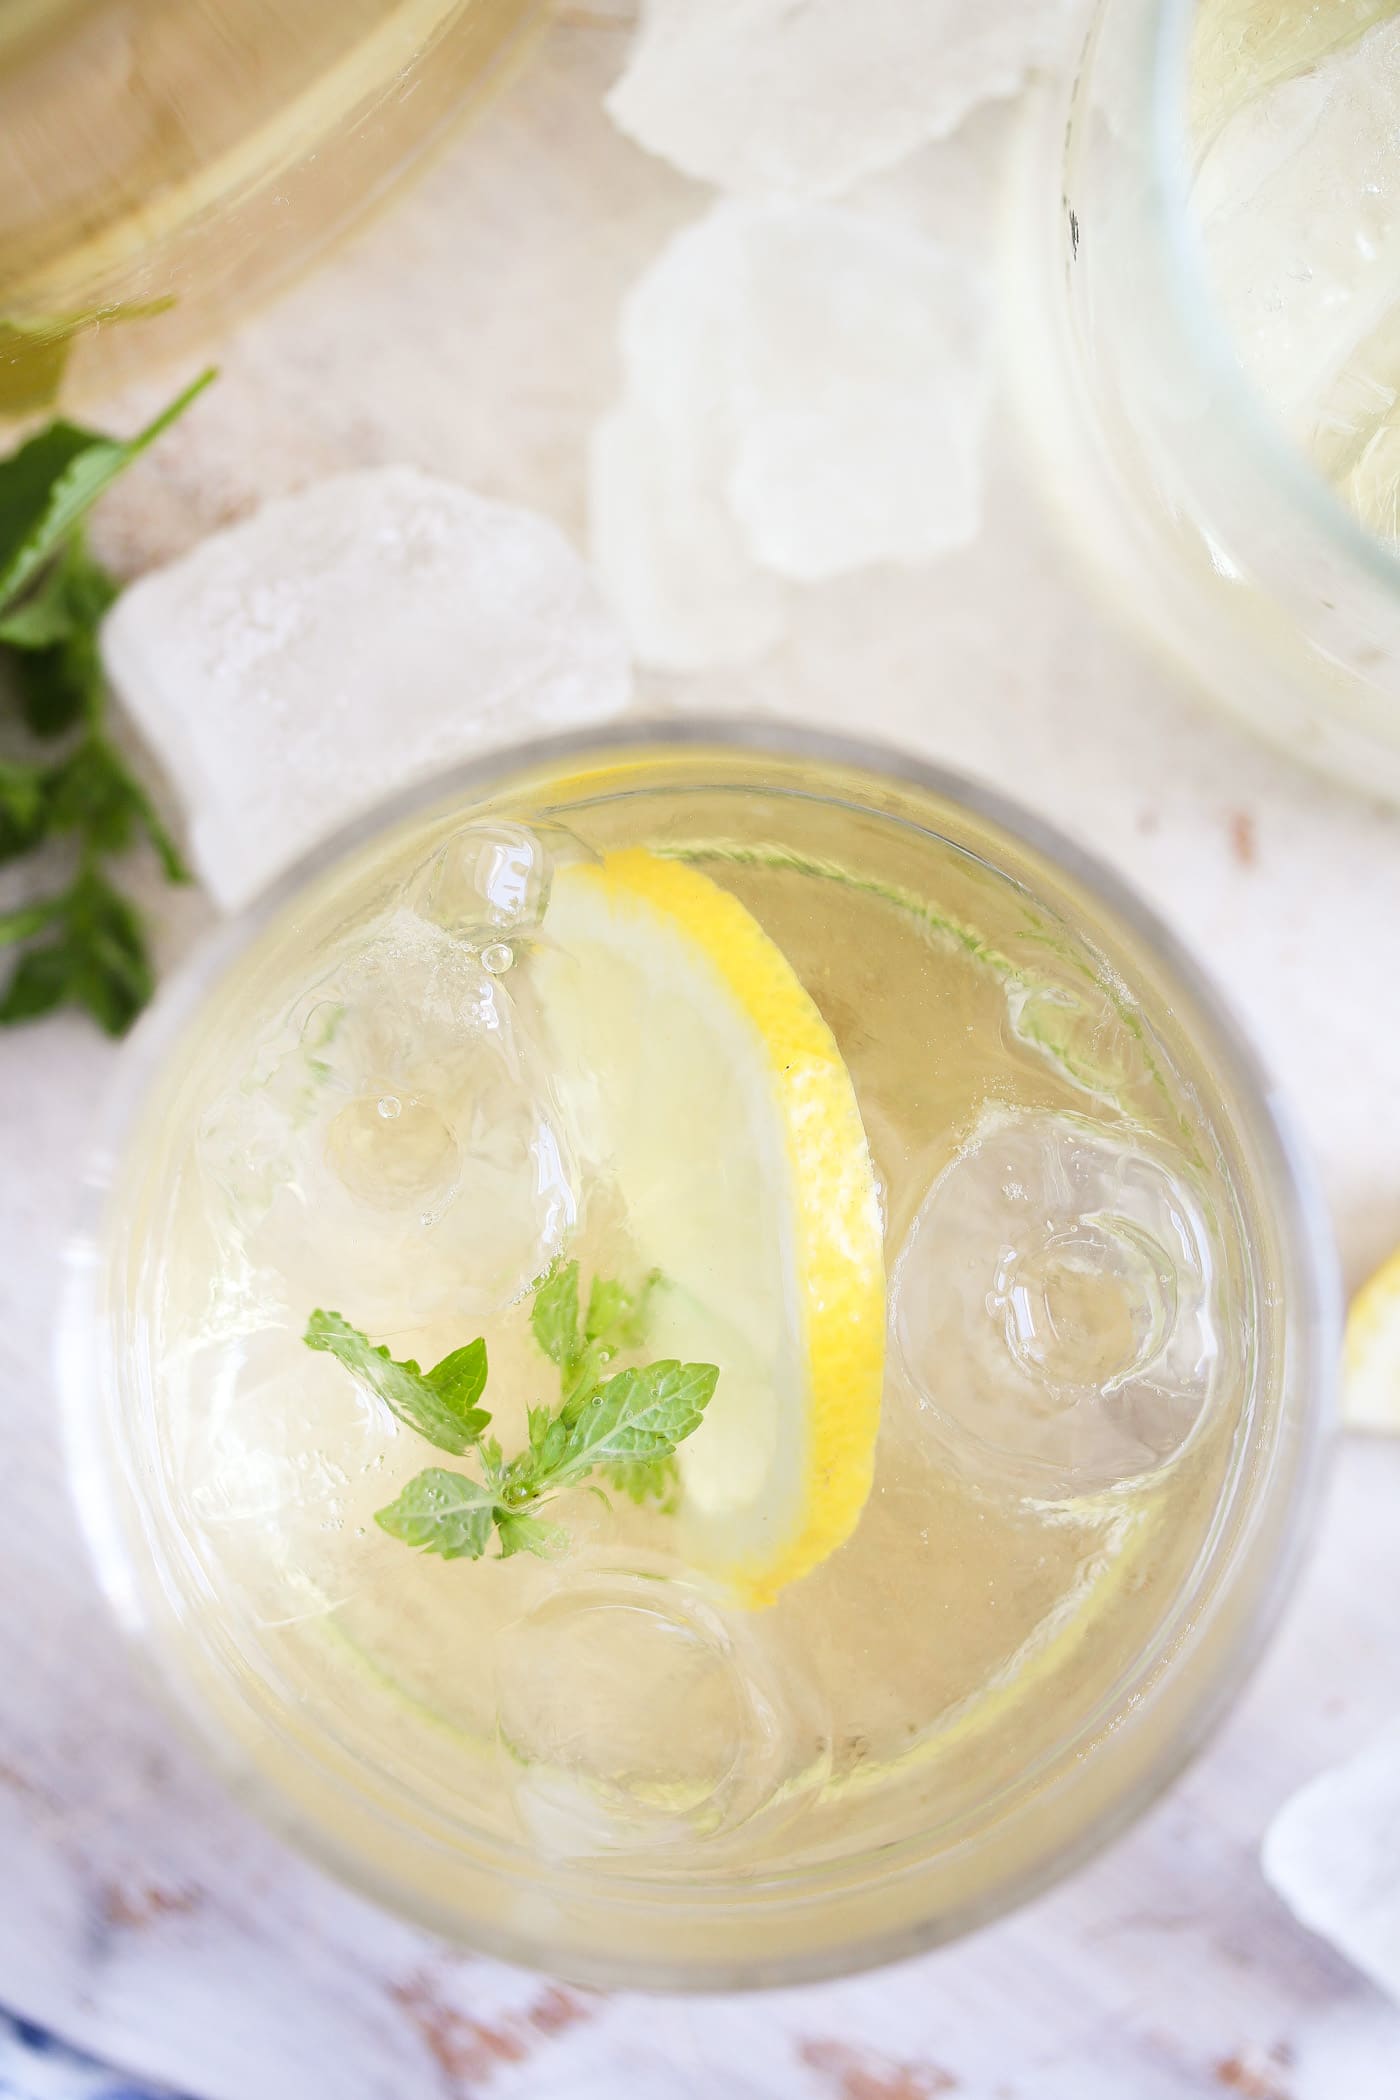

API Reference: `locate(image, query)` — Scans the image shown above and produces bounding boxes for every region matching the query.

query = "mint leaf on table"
[0,534,119,738]
[0,762,45,861]
[0,368,215,1034]
[303,1311,491,1456]
[0,368,214,610]
[46,735,188,878]
[0,866,153,1033]
[309,1267,718,1566]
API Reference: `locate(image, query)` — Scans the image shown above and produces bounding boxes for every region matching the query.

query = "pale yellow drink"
[69,735,1325,1983]
[0,0,544,410]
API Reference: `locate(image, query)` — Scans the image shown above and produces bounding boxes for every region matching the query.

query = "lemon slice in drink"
[1344,1245,1400,1432]
[533,846,885,1607]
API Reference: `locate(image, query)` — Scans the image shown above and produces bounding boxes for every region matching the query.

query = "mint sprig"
[305,1264,717,1564]
[0,369,215,1034]
[304,1312,490,1456]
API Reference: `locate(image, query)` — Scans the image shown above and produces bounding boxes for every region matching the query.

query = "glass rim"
[59,716,1341,1987]
[1146,0,1400,602]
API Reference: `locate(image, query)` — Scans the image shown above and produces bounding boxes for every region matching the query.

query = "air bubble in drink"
[413,820,552,940]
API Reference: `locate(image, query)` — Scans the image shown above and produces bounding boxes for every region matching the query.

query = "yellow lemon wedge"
[1343,1244,1400,1432]
[533,846,886,1606]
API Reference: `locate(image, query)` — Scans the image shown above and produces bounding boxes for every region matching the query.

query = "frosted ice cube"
[726,210,989,580]
[102,468,632,913]
[1263,1719,1400,2004]
[891,1105,1227,1495]
[590,202,990,666]
[607,0,1076,201]
[590,208,788,671]
[199,907,576,1328]
[591,402,787,672]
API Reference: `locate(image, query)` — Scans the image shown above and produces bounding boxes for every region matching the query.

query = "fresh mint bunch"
[0,368,215,1032]
[304,1263,718,1563]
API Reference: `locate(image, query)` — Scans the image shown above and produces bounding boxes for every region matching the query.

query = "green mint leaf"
[0,942,71,1025]
[549,1359,719,1486]
[424,1338,489,1421]
[375,1469,500,1560]
[496,1511,568,1561]
[1,868,156,1036]
[64,866,154,1034]
[602,1455,681,1513]
[45,737,188,880]
[304,1311,491,1455]
[509,1404,568,1498]
[0,532,118,654]
[12,628,97,739]
[585,1270,658,1350]
[2,537,119,740]
[531,1259,581,1372]
[0,368,215,615]
[0,895,61,945]
[0,761,46,863]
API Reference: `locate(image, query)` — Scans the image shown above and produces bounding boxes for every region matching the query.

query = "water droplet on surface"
[481,941,514,975]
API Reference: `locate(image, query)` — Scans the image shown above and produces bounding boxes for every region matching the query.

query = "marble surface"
[4,13,1400,2098]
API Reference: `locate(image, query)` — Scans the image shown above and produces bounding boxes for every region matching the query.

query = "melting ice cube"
[607,0,1078,201]
[1263,1719,1400,2007]
[102,468,632,912]
[891,1105,1228,1495]
[199,905,575,1328]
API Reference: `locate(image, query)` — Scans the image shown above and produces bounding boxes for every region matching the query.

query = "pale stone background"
[3,13,1400,2098]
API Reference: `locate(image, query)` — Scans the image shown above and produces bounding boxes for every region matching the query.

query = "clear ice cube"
[496,1568,821,1857]
[199,907,576,1328]
[891,1105,1227,1495]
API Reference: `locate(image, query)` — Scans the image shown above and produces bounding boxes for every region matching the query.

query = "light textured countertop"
[4,16,1400,2099]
